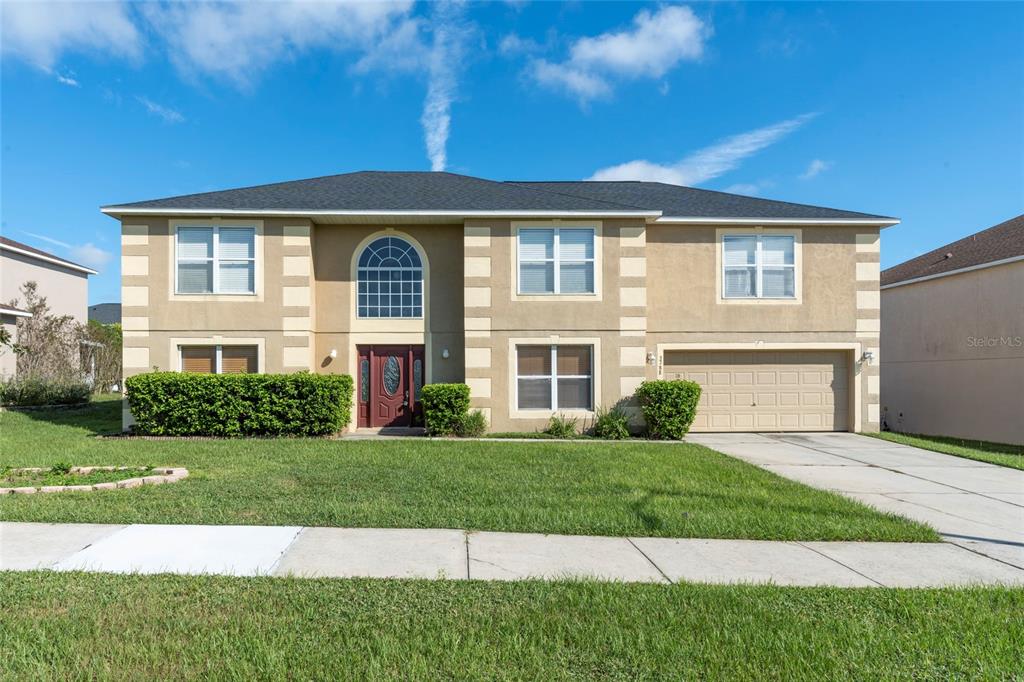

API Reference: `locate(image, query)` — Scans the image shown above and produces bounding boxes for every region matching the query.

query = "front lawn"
[2,572,1021,679]
[868,431,1024,470]
[0,401,936,541]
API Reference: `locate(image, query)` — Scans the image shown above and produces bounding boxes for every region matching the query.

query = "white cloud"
[589,113,818,185]
[722,183,763,196]
[56,73,80,87]
[21,232,112,271]
[0,1,142,71]
[800,158,833,180]
[136,97,185,124]
[71,243,113,271]
[530,5,708,101]
[499,33,541,56]
[420,0,469,172]
[140,1,415,88]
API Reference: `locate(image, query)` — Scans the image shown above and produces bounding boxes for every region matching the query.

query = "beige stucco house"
[1,236,96,377]
[102,171,894,433]
[881,214,1024,445]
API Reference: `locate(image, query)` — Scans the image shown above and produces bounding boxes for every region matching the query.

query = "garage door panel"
[664,350,849,432]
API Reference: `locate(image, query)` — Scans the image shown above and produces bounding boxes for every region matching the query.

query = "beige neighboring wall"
[1,250,89,322]
[646,224,881,432]
[881,260,1024,444]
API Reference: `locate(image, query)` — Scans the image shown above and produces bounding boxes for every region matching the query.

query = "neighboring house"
[881,214,1024,445]
[102,171,893,433]
[89,303,122,325]
[0,302,32,377]
[1,236,97,378]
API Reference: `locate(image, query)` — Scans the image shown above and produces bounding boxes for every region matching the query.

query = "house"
[881,214,1024,444]
[88,303,122,325]
[102,171,893,433]
[1,236,97,377]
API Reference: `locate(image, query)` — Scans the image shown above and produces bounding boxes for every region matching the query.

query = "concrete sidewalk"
[3,521,1024,587]
[687,432,1024,569]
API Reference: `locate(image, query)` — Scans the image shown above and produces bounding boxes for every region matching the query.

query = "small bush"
[635,380,702,440]
[456,409,488,438]
[421,383,471,436]
[0,377,91,406]
[125,372,353,436]
[50,461,72,475]
[591,406,631,440]
[543,413,579,439]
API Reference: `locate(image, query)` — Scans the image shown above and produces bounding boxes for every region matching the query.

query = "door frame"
[356,344,425,428]
[655,342,864,432]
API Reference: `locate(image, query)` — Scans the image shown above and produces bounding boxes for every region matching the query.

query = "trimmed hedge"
[635,380,702,440]
[421,383,470,436]
[125,372,353,436]
[0,378,91,407]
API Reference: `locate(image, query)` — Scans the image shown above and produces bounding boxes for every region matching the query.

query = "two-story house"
[102,171,893,433]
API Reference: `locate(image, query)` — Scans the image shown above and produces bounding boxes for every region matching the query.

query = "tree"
[8,281,82,381]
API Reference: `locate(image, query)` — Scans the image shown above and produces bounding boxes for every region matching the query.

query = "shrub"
[50,461,72,475]
[543,413,579,439]
[456,409,488,438]
[591,406,631,440]
[125,372,353,437]
[421,383,471,436]
[634,380,702,440]
[0,377,91,406]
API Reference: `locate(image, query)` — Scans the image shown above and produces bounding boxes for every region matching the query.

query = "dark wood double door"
[357,345,425,428]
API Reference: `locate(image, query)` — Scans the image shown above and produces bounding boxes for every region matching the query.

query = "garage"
[662,350,850,432]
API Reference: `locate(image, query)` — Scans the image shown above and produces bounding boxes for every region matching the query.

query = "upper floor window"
[357,236,423,318]
[176,226,255,295]
[518,228,595,295]
[723,235,796,299]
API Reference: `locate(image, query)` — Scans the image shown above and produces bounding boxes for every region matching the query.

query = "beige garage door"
[663,350,849,432]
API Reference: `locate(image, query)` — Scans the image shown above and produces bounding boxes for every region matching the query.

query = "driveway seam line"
[767,434,1018,506]
[626,538,673,584]
[267,526,306,576]
[463,530,472,580]
[942,538,1024,573]
[880,492,1024,535]
[793,540,885,587]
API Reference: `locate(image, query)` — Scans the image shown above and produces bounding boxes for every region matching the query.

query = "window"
[180,345,257,374]
[518,228,595,295]
[723,234,796,299]
[516,345,593,410]
[357,236,423,318]
[176,226,256,294]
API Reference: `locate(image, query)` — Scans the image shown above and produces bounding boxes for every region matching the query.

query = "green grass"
[868,431,1024,470]
[0,400,937,541]
[1,466,153,488]
[2,571,1020,679]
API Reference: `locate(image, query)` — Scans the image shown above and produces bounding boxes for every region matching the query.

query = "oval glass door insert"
[383,356,401,396]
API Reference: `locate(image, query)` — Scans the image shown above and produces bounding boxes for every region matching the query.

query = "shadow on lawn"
[3,397,123,436]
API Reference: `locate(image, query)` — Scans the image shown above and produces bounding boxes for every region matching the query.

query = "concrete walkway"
[687,432,1024,569]
[3,520,1024,587]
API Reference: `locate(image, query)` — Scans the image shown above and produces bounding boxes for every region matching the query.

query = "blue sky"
[2,1,1022,305]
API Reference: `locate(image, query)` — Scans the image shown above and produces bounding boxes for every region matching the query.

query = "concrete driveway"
[687,432,1024,569]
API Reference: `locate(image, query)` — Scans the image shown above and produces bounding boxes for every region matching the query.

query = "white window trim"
[175,225,256,295]
[355,235,425,320]
[715,227,802,305]
[511,221,603,302]
[177,343,259,374]
[514,344,594,412]
[169,219,264,302]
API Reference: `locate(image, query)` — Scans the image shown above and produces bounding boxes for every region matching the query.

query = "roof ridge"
[503,181,650,211]
[510,180,895,220]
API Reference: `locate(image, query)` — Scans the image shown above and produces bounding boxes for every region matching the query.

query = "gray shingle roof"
[881,214,1024,286]
[102,170,894,221]
[104,171,649,213]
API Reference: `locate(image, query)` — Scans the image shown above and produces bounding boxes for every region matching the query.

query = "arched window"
[357,236,424,318]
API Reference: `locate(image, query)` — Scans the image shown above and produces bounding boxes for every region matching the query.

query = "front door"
[357,345,425,428]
